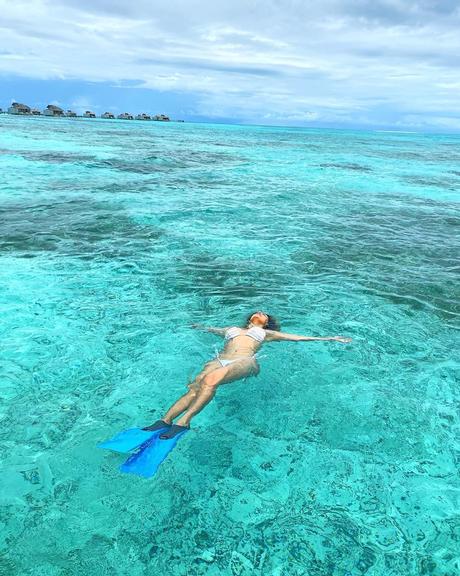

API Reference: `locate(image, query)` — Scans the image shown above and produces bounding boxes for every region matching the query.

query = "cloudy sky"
[1,0,460,130]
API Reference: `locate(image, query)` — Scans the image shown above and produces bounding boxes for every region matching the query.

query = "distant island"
[1,102,184,122]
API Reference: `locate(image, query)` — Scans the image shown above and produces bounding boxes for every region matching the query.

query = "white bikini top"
[225,326,266,343]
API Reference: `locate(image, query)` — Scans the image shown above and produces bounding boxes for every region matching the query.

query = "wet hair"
[245,311,280,331]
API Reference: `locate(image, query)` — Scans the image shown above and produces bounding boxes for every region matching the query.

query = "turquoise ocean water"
[0,115,459,575]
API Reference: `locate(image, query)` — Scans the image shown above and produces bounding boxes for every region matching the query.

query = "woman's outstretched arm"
[190,324,228,337]
[265,330,352,343]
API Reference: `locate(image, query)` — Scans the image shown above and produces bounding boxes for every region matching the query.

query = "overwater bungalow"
[83,110,96,118]
[153,114,170,121]
[136,113,151,120]
[65,110,77,117]
[43,104,65,117]
[8,102,31,115]
[30,109,41,115]
[117,112,134,120]
[101,112,115,119]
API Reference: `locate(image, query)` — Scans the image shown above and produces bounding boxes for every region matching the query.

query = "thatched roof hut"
[43,104,64,116]
[8,102,31,114]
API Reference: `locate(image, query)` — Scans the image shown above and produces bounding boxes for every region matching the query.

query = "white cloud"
[70,96,97,113]
[0,0,459,127]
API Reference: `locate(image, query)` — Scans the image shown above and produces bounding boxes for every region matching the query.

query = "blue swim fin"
[98,427,164,454]
[120,428,188,478]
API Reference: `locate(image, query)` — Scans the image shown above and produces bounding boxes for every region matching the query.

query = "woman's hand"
[333,336,352,343]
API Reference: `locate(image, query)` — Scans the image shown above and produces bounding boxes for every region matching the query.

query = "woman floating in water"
[144,311,352,439]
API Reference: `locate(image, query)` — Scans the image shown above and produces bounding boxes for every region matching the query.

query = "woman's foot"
[142,419,171,431]
[159,424,189,440]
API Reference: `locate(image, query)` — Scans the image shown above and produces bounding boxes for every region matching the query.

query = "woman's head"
[245,311,280,331]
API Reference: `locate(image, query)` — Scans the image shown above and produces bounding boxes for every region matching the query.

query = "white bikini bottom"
[212,342,265,369]
[216,355,254,368]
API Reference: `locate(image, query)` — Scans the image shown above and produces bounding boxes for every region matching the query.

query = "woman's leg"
[161,389,197,423]
[175,358,259,428]
[160,360,221,423]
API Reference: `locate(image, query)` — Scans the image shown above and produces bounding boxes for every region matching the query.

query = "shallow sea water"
[0,115,459,576]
